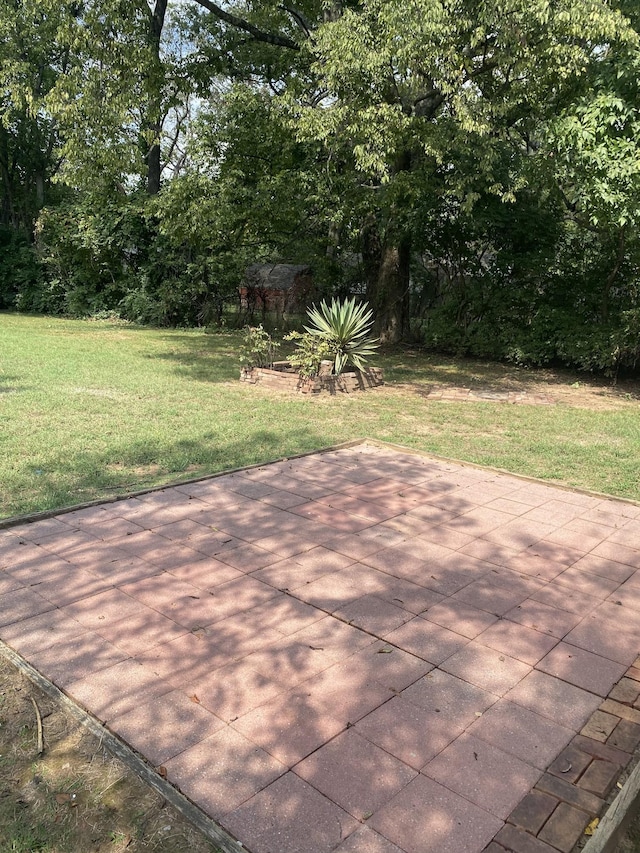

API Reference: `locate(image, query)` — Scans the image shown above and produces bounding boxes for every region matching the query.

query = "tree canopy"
[1,0,640,372]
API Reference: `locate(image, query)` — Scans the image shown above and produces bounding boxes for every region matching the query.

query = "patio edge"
[2,438,638,534]
[0,641,245,853]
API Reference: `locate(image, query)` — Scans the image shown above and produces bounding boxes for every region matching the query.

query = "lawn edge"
[2,437,638,533]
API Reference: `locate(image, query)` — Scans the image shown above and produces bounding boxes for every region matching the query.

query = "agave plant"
[305,297,379,375]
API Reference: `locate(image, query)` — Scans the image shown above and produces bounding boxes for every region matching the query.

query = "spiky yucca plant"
[305,297,379,375]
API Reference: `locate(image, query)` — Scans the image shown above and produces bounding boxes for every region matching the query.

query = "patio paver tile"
[467,699,574,769]
[164,727,287,820]
[294,728,416,820]
[0,586,55,627]
[188,659,288,722]
[571,554,636,584]
[423,732,541,819]
[505,669,604,731]
[167,557,243,588]
[1,609,87,656]
[66,657,172,721]
[563,617,640,666]
[529,583,600,615]
[334,826,404,853]
[108,687,225,766]
[28,631,129,686]
[474,619,558,666]
[250,557,332,590]
[356,695,465,769]
[368,774,503,853]
[334,594,412,635]
[385,617,469,665]
[94,607,188,656]
[504,598,583,638]
[401,668,497,725]
[220,772,358,853]
[133,630,239,685]
[295,675,395,727]
[441,642,531,696]
[553,565,622,599]
[231,690,345,767]
[536,642,627,696]
[423,599,499,639]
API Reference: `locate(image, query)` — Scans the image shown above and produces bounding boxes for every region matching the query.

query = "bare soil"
[389,352,640,411]
[0,654,220,853]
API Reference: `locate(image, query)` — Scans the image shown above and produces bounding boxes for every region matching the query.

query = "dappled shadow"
[1,424,335,522]
[1,444,638,851]
[379,346,640,405]
[143,331,244,385]
[0,374,29,394]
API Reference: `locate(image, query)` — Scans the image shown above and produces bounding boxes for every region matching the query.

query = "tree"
[0,0,69,233]
[182,0,636,341]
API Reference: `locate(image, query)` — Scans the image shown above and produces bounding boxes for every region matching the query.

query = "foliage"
[239,325,277,368]
[28,187,241,326]
[1,0,640,376]
[0,226,44,309]
[283,330,334,378]
[305,297,379,374]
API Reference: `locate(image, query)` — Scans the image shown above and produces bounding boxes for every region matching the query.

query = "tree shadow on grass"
[144,332,244,385]
[2,426,339,521]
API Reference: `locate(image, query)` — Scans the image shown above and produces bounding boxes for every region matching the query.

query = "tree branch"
[279,4,312,38]
[192,0,300,50]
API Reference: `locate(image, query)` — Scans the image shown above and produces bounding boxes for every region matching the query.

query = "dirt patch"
[390,354,640,411]
[0,654,220,853]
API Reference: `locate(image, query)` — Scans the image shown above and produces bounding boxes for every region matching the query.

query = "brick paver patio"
[2,441,640,853]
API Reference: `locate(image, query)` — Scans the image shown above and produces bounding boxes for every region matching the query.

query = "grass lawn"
[1,311,639,520]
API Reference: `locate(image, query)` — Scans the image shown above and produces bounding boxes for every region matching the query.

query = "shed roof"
[245,263,311,291]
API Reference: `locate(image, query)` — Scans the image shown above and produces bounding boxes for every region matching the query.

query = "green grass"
[1,312,639,520]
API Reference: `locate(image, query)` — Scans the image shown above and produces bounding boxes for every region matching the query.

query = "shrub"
[305,297,379,375]
[283,331,335,378]
[239,325,277,368]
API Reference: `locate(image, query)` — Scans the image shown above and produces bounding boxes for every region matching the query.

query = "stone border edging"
[2,438,639,534]
[0,439,367,531]
[483,659,640,853]
[582,757,640,853]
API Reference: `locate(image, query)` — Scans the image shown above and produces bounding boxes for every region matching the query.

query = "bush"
[305,297,379,374]
[0,226,46,310]
[283,331,334,378]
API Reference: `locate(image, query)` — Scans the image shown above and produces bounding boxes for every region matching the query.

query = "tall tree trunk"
[362,150,413,344]
[0,126,17,229]
[367,235,411,344]
[144,0,168,195]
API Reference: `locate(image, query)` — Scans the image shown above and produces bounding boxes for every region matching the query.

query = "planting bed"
[240,361,384,394]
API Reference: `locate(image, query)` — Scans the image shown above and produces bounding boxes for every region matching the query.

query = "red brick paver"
[2,441,640,853]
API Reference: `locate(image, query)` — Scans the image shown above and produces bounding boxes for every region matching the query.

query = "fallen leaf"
[377,647,393,654]
[189,694,200,704]
[156,766,168,779]
[584,817,599,836]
